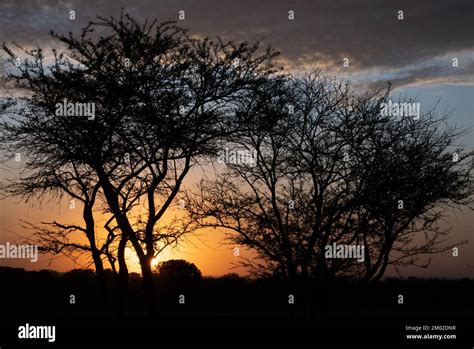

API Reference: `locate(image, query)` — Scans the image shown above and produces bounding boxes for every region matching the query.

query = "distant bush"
[63,269,96,280]
[221,273,246,281]
[156,259,202,285]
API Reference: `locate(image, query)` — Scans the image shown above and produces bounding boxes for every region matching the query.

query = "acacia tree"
[0,14,279,312]
[186,72,473,280]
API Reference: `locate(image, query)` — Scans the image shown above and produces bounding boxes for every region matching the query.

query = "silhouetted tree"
[0,13,279,312]
[186,72,473,280]
[156,259,202,285]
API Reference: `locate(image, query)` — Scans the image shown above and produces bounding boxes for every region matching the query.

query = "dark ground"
[0,267,472,347]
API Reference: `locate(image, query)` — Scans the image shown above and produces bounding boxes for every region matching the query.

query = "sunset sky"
[0,0,472,278]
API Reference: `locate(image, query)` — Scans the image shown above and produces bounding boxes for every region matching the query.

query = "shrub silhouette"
[156,260,202,285]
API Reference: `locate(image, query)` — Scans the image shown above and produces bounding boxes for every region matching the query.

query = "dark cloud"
[0,0,473,87]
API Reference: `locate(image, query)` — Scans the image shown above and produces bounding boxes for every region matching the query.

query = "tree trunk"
[139,256,157,317]
[91,247,108,305]
[96,168,156,315]
[83,205,109,309]
[117,235,129,316]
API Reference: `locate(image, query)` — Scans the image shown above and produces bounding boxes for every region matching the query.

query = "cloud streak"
[0,0,472,87]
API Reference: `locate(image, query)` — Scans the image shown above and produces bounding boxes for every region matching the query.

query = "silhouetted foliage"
[186,72,474,280]
[0,13,280,313]
[156,259,202,285]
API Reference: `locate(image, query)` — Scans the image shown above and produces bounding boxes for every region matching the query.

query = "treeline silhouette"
[1,265,473,321]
